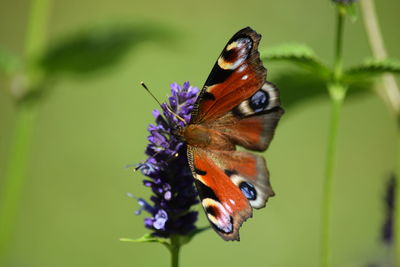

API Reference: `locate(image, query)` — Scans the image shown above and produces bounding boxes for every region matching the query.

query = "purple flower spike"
[133,82,200,237]
[382,174,396,245]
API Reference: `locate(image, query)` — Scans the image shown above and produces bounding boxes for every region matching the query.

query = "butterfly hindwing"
[188,147,274,240]
[188,147,251,241]
[213,82,284,151]
[190,27,266,124]
[232,82,281,117]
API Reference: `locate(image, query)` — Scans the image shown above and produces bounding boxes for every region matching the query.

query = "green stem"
[320,84,347,267]
[169,235,181,267]
[360,0,400,115]
[333,8,345,82]
[360,1,400,264]
[0,0,50,265]
[320,6,347,267]
[0,104,38,265]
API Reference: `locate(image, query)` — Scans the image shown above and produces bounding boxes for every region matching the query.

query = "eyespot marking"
[249,90,269,113]
[217,38,252,70]
[239,182,257,201]
[202,198,233,234]
[205,205,217,217]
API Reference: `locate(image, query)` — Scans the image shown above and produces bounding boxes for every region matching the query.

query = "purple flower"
[382,174,396,245]
[134,82,200,237]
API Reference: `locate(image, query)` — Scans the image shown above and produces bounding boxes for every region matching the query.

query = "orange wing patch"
[190,148,252,241]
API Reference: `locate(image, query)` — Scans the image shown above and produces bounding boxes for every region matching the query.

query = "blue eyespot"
[249,90,269,112]
[239,182,257,200]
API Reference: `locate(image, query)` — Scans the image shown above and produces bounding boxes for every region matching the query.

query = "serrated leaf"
[268,68,370,111]
[120,234,170,248]
[261,44,330,78]
[0,46,21,75]
[37,22,176,78]
[345,58,400,82]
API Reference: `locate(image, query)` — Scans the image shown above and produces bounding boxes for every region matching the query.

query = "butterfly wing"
[215,82,284,151]
[188,147,274,241]
[190,27,266,124]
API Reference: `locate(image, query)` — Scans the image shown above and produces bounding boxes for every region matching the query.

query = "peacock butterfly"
[171,27,284,241]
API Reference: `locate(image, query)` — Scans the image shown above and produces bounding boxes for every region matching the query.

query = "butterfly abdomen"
[183,124,234,151]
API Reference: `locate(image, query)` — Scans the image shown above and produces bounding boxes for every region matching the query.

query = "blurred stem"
[360,1,400,264]
[333,8,344,82]
[0,0,50,265]
[169,235,181,267]
[360,0,400,115]
[321,83,347,267]
[320,7,347,267]
[0,105,38,264]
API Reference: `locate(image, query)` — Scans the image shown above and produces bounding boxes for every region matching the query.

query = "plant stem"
[25,0,50,61]
[320,6,347,267]
[360,0,400,115]
[0,104,38,265]
[0,0,50,265]
[333,8,344,82]
[321,84,347,267]
[169,235,181,267]
[360,1,400,265]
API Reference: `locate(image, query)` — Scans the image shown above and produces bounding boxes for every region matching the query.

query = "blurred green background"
[0,0,399,266]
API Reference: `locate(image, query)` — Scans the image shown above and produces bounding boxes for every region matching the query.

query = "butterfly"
[176,27,284,241]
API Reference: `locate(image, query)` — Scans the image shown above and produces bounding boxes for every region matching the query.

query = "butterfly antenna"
[140,82,187,126]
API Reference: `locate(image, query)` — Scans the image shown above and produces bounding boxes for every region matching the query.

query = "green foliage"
[120,234,170,248]
[37,22,176,78]
[261,44,330,79]
[345,58,400,82]
[269,68,371,110]
[0,46,21,75]
[269,69,327,109]
[120,226,210,250]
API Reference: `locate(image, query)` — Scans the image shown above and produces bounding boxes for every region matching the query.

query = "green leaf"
[0,46,21,75]
[268,68,370,111]
[119,226,210,250]
[37,22,176,78]
[120,233,170,248]
[345,58,400,83]
[261,44,330,78]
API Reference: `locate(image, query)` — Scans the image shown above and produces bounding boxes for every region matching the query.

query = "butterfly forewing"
[190,27,266,124]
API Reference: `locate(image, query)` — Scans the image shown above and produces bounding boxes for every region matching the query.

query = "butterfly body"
[179,124,234,150]
[176,27,283,241]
